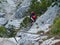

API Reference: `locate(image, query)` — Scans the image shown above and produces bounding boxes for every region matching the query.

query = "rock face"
[5,18,24,29]
[0,0,23,20]
[37,0,41,3]
[16,5,60,45]
[0,18,7,26]
[0,40,16,45]
[0,38,20,45]
[0,12,5,17]
[0,0,60,45]
[41,38,60,45]
[28,5,59,33]
[15,0,31,19]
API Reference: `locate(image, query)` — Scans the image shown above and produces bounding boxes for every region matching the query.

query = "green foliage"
[29,0,41,16]
[54,15,60,24]
[50,15,60,36]
[0,26,7,37]
[0,25,19,37]
[8,30,17,37]
[40,0,52,11]
[21,17,31,28]
[32,43,34,45]
[7,25,18,37]
[0,1,1,3]
[29,0,52,16]
[37,30,44,34]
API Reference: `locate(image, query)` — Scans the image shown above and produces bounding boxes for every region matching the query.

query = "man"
[30,11,37,25]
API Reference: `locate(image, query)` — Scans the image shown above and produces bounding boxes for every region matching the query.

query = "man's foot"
[31,22,34,26]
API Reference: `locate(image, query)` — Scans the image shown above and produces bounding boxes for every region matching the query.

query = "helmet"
[31,11,35,15]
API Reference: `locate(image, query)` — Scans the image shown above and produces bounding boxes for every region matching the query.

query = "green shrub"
[0,1,1,3]
[20,17,31,28]
[37,30,44,34]
[8,29,17,37]
[29,0,52,16]
[0,25,19,37]
[0,26,7,37]
[50,16,60,36]
[7,25,19,37]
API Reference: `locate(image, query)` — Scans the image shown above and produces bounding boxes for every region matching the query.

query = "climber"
[30,11,37,25]
[30,11,37,23]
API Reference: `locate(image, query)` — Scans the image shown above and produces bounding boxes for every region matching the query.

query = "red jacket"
[32,15,37,20]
